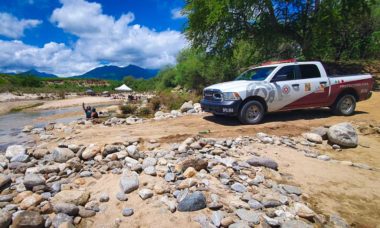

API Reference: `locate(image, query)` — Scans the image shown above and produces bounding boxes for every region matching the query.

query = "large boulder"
[5,145,26,160]
[81,144,101,160]
[12,211,44,228]
[327,123,358,148]
[247,155,278,170]
[120,171,139,194]
[51,190,90,206]
[177,191,206,212]
[52,148,75,163]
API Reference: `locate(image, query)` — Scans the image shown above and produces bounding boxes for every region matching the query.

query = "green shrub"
[137,107,152,117]
[119,104,137,114]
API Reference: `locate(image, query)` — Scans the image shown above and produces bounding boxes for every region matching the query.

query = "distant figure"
[82,102,92,119]
[91,107,99,119]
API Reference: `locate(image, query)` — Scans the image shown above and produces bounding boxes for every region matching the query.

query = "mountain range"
[3,64,159,80]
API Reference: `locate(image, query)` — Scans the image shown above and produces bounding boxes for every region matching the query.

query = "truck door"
[269,65,306,111]
[296,64,330,107]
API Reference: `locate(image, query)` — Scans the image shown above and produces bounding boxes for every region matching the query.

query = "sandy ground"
[0,100,43,115]
[41,92,380,227]
[33,96,120,110]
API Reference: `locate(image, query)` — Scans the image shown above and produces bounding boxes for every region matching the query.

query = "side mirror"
[271,74,288,82]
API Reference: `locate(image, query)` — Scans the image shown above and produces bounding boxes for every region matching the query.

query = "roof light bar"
[261,58,297,66]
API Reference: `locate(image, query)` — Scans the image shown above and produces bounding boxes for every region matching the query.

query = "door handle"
[320,81,328,84]
[292,84,299,87]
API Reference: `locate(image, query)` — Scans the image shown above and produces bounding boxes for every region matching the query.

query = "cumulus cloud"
[0,12,41,39]
[171,8,186,19]
[0,0,188,76]
[0,40,98,76]
[50,0,188,71]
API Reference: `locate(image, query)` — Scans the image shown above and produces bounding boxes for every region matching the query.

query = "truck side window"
[299,64,321,79]
[272,66,296,82]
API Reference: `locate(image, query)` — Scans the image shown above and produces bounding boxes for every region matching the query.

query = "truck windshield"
[235,67,276,81]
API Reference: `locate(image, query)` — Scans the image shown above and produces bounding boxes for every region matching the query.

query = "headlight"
[223,92,241,101]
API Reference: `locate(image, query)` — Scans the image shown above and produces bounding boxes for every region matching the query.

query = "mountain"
[18,69,58,78]
[74,64,159,80]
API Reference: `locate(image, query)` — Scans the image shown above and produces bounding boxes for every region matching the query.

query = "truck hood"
[205,80,264,92]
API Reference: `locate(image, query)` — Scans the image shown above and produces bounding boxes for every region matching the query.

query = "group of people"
[82,102,99,119]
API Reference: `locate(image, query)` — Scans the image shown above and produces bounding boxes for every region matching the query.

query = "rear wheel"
[238,100,265,124]
[332,94,356,116]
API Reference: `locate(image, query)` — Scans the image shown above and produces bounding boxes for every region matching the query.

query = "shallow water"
[0,106,83,152]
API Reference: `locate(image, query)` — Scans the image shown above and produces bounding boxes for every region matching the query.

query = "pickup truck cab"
[201,60,374,124]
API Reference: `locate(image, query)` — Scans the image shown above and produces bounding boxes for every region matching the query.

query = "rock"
[211,211,224,227]
[126,145,138,158]
[311,126,329,139]
[122,208,134,216]
[282,184,302,195]
[294,202,315,219]
[51,190,90,206]
[68,144,80,153]
[0,194,14,202]
[0,174,11,190]
[263,215,280,226]
[5,145,26,160]
[302,133,323,144]
[235,209,260,224]
[84,201,99,212]
[0,211,11,228]
[180,101,194,112]
[329,214,349,228]
[160,196,176,213]
[231,182,247,193]
[138,189,153,200]
[142,157,157,169]
[143,166,157,176]
[177,144,188,153]
[247,155,278,170]
[10,153,30,163]
[99,193,109,202]
[183,167,197,178]
[12,211,44,228]
[164,173,176,182]
[248,199,263,209]
[32,148,49,159]
[22,125,34,132]
[52,213,73,228]
[52,148,75,163]
[262,199,282,208]
[177,191,207,212]
[20,193,43,209]
[221,217,234,227]
[281,220,313,228]
[81,144,101,160]
[120,171,139,193]
[58,221,75,228]
[78,206,96,218]
[14,191,33,203]
[23,173,45,190]
[317,154,330,161]
[116,192,128,201]
[102,145,119,156]
[53,203,79,216]
[327,123,358,148]
[178,157,208,172]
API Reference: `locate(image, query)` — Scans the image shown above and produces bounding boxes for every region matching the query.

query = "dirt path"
[33,96,120,110]
[52,92,380,227]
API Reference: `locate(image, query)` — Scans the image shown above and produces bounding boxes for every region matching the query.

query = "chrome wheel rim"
[340,97,354,114]
[247,105,261,121]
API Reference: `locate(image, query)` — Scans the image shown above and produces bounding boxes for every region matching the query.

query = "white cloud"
[0,13,41,39]
[171,8,186,19]
[0,40,98,76]
[0,0,188,76]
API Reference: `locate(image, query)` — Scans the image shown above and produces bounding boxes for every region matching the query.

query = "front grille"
[203,89,222,101]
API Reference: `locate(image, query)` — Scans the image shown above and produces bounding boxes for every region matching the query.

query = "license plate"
[222,108,234,113]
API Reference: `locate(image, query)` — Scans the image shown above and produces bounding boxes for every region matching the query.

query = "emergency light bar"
[261,58,297,66]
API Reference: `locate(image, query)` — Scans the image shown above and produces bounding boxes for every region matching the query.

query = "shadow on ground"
[203,109,368,126]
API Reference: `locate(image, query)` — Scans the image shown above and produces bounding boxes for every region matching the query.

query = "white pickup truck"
[201,60,374,124]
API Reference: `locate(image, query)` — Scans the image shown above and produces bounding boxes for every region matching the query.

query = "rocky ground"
[0,94,380,228]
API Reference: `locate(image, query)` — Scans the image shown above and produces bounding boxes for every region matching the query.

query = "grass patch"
[10,102,44,112]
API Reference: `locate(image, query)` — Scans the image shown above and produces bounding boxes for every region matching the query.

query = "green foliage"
[119,104,137,115]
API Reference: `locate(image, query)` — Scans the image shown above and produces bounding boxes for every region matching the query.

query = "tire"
[332,94,356,116]
[238,100,265,124]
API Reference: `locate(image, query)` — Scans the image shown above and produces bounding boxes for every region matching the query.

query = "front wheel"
[332,94,356,116]
[238,100,265,124]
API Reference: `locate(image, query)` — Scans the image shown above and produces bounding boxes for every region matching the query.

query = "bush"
[137,107,152,117]
[119,104,137,114]
[149,91,201,111]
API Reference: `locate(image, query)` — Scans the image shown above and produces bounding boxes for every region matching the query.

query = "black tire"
[332,94,356,116]
[238,100,265,124]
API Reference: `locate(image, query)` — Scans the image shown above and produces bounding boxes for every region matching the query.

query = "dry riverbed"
[0,92,379,227]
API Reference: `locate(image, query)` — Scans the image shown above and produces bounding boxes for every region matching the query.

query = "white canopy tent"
[115,84,132,92]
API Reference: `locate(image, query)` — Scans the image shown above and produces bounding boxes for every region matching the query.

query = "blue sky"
[0,0,188,76]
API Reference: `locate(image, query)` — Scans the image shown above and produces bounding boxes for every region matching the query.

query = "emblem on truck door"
[282,85,291,94]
